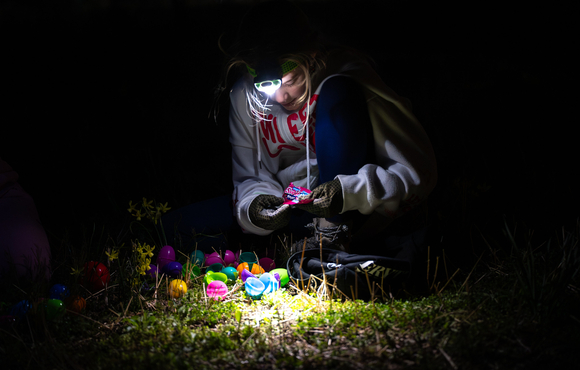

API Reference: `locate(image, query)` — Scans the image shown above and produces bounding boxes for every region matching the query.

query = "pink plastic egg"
[157,245,175,270]
[204,255,223,267]
[223,250,236,266]
[259,257,276,272]
[206,251,220,259]
[207,280,228,300]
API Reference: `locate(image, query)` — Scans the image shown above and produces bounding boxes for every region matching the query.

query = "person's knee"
[0,185,51,281]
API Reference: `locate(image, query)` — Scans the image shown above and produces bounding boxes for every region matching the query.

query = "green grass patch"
[2,204,579,369]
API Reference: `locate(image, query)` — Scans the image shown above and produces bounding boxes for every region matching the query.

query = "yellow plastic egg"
[169,279,187,298]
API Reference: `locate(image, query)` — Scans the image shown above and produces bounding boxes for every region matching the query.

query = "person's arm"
[337,69,437,218]
[229,76,286,235]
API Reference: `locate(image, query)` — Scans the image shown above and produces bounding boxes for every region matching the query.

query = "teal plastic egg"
[222,267,238,281]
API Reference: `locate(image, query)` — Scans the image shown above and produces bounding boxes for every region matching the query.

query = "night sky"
[2,1,576,245]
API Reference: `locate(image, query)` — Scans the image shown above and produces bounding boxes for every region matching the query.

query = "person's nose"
[274,87,289,104]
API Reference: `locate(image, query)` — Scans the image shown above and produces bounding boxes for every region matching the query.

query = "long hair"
[211,0,326,124]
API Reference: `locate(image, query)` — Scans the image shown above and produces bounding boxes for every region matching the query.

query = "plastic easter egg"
[236,262,250,276]
[10,300,31,319]
[223,250,236,266]
[207,280,228,300]
[49,284,70,300]
[204,255,223,267]
[207,262,224,273]
[168,279,187,299]
[158,245,176,270]
[182,263,201,280]
[65,295,86,313]
[45,299,65,321]
[241,269,256,283]
[147,264,158,280]
[239,252,258,268]
[204,271,227,285]
[258,257,275,272]
[259,273,279,294]
[84,261,110,292]
[222,266,238,281]
[162,261,183,278]
[190,250,205,266]
[270,268,289,287]
[251,263,265,275]
[245,277,265,299]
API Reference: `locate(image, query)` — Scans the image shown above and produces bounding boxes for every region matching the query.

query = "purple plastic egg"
[259,257,275,272]
[162,261,183,278]
[241,269,256,283]
[223,250,236,266]
[147,264,158,280]
[158,245,175,270]
[207,280,228,300]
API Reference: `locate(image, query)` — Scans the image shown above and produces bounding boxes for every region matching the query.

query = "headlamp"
[247,60,299,96]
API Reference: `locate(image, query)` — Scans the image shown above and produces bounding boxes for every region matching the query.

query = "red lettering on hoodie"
[259,95,319,158]
[260,115,285,144]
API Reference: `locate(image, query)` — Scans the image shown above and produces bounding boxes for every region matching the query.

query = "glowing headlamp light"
[247,60,299,96]
[254,79,281,95]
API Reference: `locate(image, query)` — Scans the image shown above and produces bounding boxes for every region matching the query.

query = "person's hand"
[295,179,343,218]
[249,195,291,230]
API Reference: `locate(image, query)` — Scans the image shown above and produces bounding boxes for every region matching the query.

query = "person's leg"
[161,195,238,254]
[314,75,375,228]
[0,183,51,281]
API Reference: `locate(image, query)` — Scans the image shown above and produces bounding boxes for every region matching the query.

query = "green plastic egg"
[270,268,290,287]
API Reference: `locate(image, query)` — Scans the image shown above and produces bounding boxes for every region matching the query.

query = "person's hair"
[211,1,326,123]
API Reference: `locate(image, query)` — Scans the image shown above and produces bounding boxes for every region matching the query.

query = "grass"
[1,200,579,370]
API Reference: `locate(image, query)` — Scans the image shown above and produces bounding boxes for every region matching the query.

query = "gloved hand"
[249,195,291,230]
[295,179,343,218]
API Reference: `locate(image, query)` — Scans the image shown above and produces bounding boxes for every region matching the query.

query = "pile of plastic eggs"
[2,283,89,325]
[149,246,289,300]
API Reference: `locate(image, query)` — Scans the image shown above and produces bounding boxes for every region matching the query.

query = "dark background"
[2,0,577,246]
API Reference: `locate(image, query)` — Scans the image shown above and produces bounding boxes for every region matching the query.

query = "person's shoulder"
[230,74,253,99]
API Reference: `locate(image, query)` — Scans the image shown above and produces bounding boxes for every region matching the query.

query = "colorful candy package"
[283,183,313,205]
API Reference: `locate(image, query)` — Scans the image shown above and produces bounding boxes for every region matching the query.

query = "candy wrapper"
[283,183,313,205]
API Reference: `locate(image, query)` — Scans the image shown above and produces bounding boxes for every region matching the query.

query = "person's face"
[273,68,306,111]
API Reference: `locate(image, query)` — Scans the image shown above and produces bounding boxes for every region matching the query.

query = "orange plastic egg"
[251,264,265,274]
[236,262,249,275]
[65,295,86,313]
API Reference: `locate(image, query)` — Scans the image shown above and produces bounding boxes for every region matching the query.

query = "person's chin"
[281,101,299,111]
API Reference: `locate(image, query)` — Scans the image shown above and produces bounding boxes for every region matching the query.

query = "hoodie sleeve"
[335,60,437,218]
[229,76,284,236]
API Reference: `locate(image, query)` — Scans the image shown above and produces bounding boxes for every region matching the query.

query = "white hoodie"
[229,52,437,236]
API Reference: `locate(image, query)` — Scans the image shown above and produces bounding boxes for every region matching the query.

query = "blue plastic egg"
[49,284,70,300]
[245,277,265,299]
[259,273,279,294]
[162,261,183,278]
[10,300,31,319]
